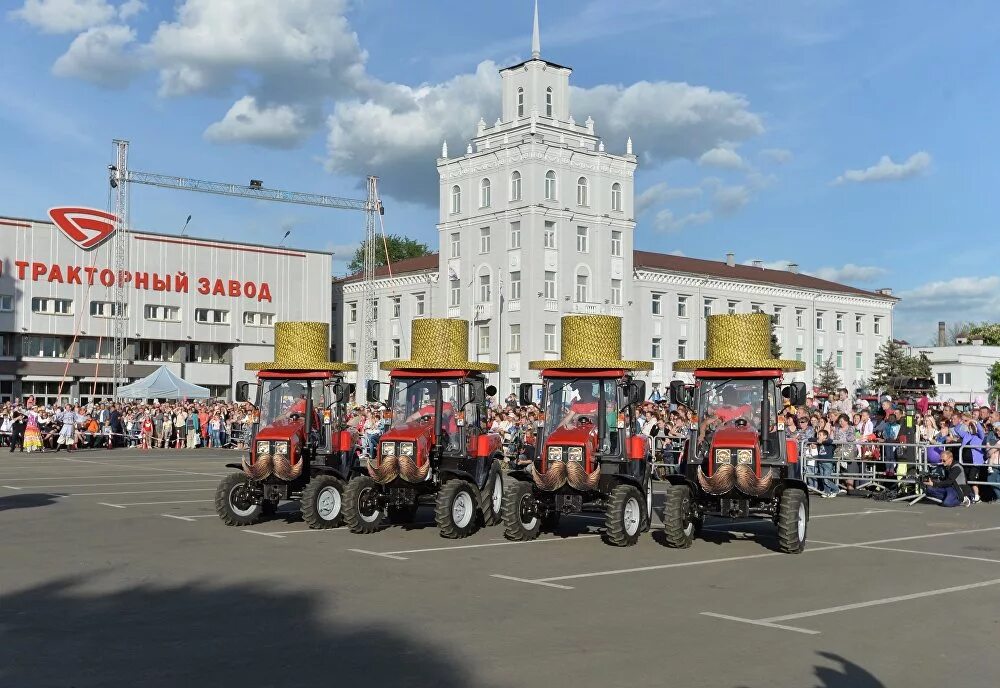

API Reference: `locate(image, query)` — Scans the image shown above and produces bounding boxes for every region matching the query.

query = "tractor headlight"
[737,449,754,465]
[547,446,564,463]
[567,446,584,463]
[399,442,415,457]
[715,448,732,464]
[381,441,396,456]
[273,441,289,455]
[256,441,269,455]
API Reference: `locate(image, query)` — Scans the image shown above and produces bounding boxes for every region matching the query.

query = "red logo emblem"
[48,207,118,250]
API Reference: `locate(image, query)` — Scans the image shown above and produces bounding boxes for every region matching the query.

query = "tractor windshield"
[542,377,621,453]
[388,377,461,449]
[258,379,311,427]
[696,378,766,452]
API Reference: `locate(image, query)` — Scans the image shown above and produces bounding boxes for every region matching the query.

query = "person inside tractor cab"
[559,381,600,430]
[698,382,757,444]
[282,392,321,432]
[400,380,459,450]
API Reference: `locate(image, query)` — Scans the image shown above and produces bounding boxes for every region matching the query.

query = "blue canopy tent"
[117,365,211,400]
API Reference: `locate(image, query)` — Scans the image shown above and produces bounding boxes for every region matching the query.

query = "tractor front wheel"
[777,488,808,553]
[605,483,645,547]
[435,480,480,539]
[215,472,262,526]
[301,475,346,529]
[662,484,697,548]
[502,480,541,541]
[343,475,383,534]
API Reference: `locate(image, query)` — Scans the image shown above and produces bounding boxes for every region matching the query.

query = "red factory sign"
[48,207,117,250]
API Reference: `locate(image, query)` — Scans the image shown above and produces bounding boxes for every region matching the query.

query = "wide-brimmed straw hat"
[380,318,498,372]
[672,312,805,372]
[529,315,652,371]
[245,321,356,372]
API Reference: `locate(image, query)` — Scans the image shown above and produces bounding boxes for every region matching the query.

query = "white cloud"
[654,209,712,233]
[698,146,745,170]
[10,0,114,34]
[635,182,702,214]
[52,24,142,87]
[712,185,750,214]
[760,148,792,164]
[812,264,887,284]
[117,0,144,20]
[832,151,931,185]
[204,96,310,147]
[896,276,1000,312]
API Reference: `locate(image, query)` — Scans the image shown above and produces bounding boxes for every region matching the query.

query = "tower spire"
[531,0,541,59]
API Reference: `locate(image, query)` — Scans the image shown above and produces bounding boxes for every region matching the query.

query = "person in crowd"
[951,412,985,503]
[924,449,972,507]
[9,409,26,452]
[808,428,839,497]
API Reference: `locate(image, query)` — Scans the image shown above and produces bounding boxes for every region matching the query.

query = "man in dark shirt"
[924,450,971,507]
[109,404,123,449]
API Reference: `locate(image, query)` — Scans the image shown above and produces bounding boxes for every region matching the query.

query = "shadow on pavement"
[0,576,488,688]
[813,651,886,688]
[0,493,59,512]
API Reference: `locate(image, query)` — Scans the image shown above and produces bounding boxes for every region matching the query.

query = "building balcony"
[544,299,558,312]
[474,303,492,321]
[447,306,461,319]
[607,305,624,317]
[506,299,521,312]
[572,302,604,315]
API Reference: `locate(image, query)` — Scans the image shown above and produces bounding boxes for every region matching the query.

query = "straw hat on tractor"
[245,321,356,372]
[529,315,652,371]
[672,312,805,372]
[380,318,498,372]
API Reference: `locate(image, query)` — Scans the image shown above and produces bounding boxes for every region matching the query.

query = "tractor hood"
[381,421,435,444]
[255,418,304,442]
[545,425,598,448]
[711,426,759,448]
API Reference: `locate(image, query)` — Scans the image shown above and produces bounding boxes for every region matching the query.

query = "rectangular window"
[795,347,804,361]
[651,292,663,316]
[544,271,556,300]
[677,339,687,359]
[937,372,952,385]
[479,226,491,253]
[815,348,825,366]
[195,308,230,325]
[576,226,589,253]
[816,311,825,330]
[144,305,180,322]
[544,324,557,352]
[193,342,228,364]
[348,342,357,362]
[677,295,689,317]
[543,221,556,249]
[509,221,521,249]
[371,340,378,361]
[414,293,426,316]
[392,339,401,359]
[773,305,783,326]
[31,297,73,315]
[855,314,863,334]
[751,302,764,313]
[795,308,804,328]
[835,312,845,333]
[89,301,126,318]
[836,350,844,369]
[728,300,739,315]
[510,324,521,352]
[856,353,863,370]
[391,296,401,318]
[874,316,882,335]
[479,273,491,303]
[610,230,622,257]
[450,279,461,307]
[22,335,68,358]
[610,279,622,306]
[372,299,379,321]
[651,337,662,359]
[0,294,12,312]
[348,302,357,323]
[243,312,275,327]
[0,333,11,357]
[704,298,713,318]
[509,271,521,300]
[450,232,461,258]
[575,273,588,303]
[478,326,490,354]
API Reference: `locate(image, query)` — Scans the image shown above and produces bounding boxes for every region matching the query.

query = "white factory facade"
[333,13,898,396]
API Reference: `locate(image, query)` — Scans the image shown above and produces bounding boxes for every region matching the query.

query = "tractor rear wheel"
[301,475,345,529]
[215,472,262,526]
[435,480,480,539]
[343,475,383,534]
[605,483,644,547]
[479,460,504,526]
[502,480,541,541]
[662,484,696,548]
[777,488,808,553]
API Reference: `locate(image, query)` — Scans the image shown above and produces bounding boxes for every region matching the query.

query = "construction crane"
[107,139,383,400]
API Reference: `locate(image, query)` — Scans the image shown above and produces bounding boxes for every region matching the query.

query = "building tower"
[435,1,639,392]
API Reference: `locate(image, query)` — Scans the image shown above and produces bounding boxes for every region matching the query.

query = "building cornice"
[438,145,635,181]
[435,205,636,231]
[340,271,437,294]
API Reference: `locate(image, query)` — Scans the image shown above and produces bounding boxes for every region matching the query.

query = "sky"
[2,0,998,345]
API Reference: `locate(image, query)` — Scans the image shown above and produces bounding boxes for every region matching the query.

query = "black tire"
[215,472,262,526]
[777,488,808,554]
[605,483,645,547]
[388,503,419,525]
[502,479,541,541]
[662,484,696,548]
[479,460,504,526]
[435,480,480,539]
[301,475,346,529]
[343,475,383,534]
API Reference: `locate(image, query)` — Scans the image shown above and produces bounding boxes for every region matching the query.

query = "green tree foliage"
[348,234,431,274]
[988,361,1000,406]
[870,340,937,396]
[769,314,782,359]
[967,323,1000,346]
[813,355,842,396]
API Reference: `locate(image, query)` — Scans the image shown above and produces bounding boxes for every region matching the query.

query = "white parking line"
[490,575,574,590]
[809,539,1000,565]
[353,533,603,561]
[58,488,217,497]
[243,530,287,538]
[0,474,210,481]
[53,456,227,478]
[5,479,220,489]
[700,613,820,636]
[98,502,127,509]
[348,549,408,560]
[245,528,345,537]
[100,499,214,507]
[161,513,216,521]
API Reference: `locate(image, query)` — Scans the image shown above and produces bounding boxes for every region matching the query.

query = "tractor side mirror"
[365,379,381,403]
[627,380,646,406]
[519,383,534,407]
[234,381,250,403]
[331,382,348,403]
[784,382,807,407]
[485,385,497,399]
[668,380,691,407]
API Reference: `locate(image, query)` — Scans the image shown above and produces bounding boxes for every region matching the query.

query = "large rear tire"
[215,472,262,526]
[662,484,696,548]
[435,480,480,539]
[343,475,383,534]
[480,460,504,526]
[777,488,808,554]
[301,475,345,529]
[502,479,541,541]
[605,483,645,547]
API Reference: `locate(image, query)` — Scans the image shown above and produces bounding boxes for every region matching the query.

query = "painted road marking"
[100,499,214,507]
[809,540,1000,565]
[0,474,216,481]
[5,479,219,489]
[58,488,217,497]
[490,575,574,590]
[161,514,216,521]
[699,613,821,636]
[348,549,408,560]
[98,502,127,509]
[353,533,603,560]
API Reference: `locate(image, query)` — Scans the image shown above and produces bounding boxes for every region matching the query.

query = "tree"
[988,361,1000,406]
[769,314,782,359]
[870,339,938,396]
[967,322,1000,346]
[813,355,841,396]
[348,234,431,274]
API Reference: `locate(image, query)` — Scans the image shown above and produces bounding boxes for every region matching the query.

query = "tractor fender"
[439,467,478,485]
[664,473,700,493]
[478,456,503,492]
[612,473,645,493]
[310,464,350,482]
[774,478,811,507]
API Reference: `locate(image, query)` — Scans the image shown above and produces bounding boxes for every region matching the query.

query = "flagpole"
[497,266,504,401]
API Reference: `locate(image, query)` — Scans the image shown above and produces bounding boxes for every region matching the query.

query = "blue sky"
[2,0,998,344]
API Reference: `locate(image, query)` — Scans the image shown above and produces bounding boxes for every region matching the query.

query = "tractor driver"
[283,392,320,430]
[698,384,755,443]
[404,382,459,445]
[559,381,599,430]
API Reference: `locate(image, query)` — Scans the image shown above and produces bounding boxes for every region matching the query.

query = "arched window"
[450,185,461,214]
[575,267,590,303]
[577,177,589,206]
[480,178,491,208]
[611,182,622,212]
[478,267,492,303]
[510,171,521,201]
[545,87,553,117]
[517,88,524,118]
[544,170,556,201]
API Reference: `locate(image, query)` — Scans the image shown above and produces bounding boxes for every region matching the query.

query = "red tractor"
[660,313,811,553]
[215,322,360,529]
[503,315,654,547]
[341,319,505,538]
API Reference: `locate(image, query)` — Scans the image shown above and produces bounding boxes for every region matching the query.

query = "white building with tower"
[333,5,898,396]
